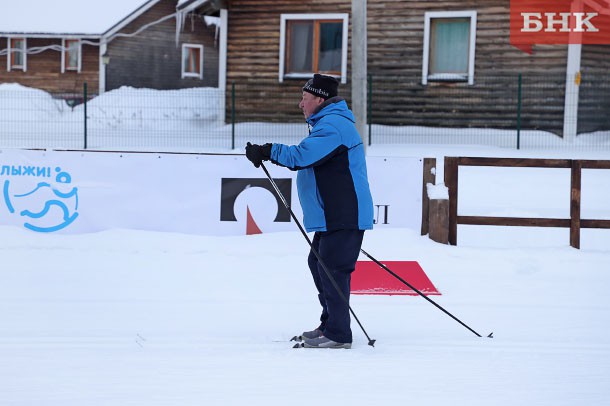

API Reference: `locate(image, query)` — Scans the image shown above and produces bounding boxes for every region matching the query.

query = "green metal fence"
[0,74,608,152]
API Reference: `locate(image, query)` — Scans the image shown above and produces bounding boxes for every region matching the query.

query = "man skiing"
[245,73,374,349]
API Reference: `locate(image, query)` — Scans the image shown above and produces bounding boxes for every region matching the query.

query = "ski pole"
[260,162,376,347]
[360,249,493,339]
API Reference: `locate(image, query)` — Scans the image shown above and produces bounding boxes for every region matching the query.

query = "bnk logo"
[510,0,610,52]
[2,165,79,233]
[521,12,599,32]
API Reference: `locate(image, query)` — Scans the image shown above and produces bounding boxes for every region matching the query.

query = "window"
[62,39,81,72]
[8,37,26,72]
[279,14,348,83]
[181,44,203,79]
[422,11,477,85]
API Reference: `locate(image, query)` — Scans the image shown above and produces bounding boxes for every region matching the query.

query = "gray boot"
[302,335,351,349]
[291,328,322,342]
[301,328,323,340]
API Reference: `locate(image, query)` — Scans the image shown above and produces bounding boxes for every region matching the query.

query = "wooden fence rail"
[443,157,610,249]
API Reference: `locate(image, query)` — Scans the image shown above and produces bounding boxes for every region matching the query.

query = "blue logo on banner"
[2,166,79,233]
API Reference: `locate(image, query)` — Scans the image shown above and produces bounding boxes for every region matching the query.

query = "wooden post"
[429,199,449,244]
[421,157,436,235]
[444,157,459,245]
[570,160,582,249]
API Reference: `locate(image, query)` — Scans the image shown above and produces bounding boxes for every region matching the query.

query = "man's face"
[299,91,324,119]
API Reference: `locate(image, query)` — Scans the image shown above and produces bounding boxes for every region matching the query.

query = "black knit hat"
[302,74,339,100]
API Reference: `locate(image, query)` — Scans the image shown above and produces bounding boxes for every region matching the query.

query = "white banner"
[0,149,422,235]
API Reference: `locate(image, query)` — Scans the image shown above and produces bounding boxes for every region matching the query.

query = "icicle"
[175,11,184,47]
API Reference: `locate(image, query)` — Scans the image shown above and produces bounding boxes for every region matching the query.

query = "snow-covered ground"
[1,83,610,405]
[1,147,609,405]
[1,224,609,405]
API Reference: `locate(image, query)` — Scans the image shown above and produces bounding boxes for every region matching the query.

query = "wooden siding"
[0,37,99,96]
[224,0,609,136]
[226,0,353,123]
[367,0,568,135]
[105,0,219,91]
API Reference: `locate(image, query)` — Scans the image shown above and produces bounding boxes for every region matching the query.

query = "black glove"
[245,142,272,168]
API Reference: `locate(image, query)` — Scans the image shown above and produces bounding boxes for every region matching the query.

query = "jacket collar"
[306,96,344,126]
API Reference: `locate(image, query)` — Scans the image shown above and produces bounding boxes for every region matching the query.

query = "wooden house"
[0,0,221,99]
[103,0,221,92]
[1,0,608,137]
[220,0,610,137]
[0,34,101,99]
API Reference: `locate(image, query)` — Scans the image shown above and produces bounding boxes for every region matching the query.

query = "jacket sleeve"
[270,121,344,170]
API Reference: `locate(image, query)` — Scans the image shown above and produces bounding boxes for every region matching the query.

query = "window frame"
[422,10,477,85]
[62,38,82,73]
[181,43,204,79]
[279,13,348,84]
[7,37,27,72]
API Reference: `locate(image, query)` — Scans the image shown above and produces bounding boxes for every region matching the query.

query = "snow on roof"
[0,0,157,36]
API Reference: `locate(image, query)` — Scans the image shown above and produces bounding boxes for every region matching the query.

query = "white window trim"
[7,36,27,72]
[181,43,204,79]
[422,10,477,85]
[61,38,82,73]
[279,13,348,84]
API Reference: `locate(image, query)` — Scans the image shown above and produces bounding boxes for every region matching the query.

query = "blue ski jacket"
[270,97,374,232]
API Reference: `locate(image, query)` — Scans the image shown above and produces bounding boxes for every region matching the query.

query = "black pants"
[307,229,365,344]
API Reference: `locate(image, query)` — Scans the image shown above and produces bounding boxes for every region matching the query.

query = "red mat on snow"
[351,261,441,296]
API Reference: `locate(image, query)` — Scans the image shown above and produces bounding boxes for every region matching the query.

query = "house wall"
[226,0,353,123]
[225,0,610,136]
[105,0,219,91]
[368,0,569,135]
[0,37,100,96]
